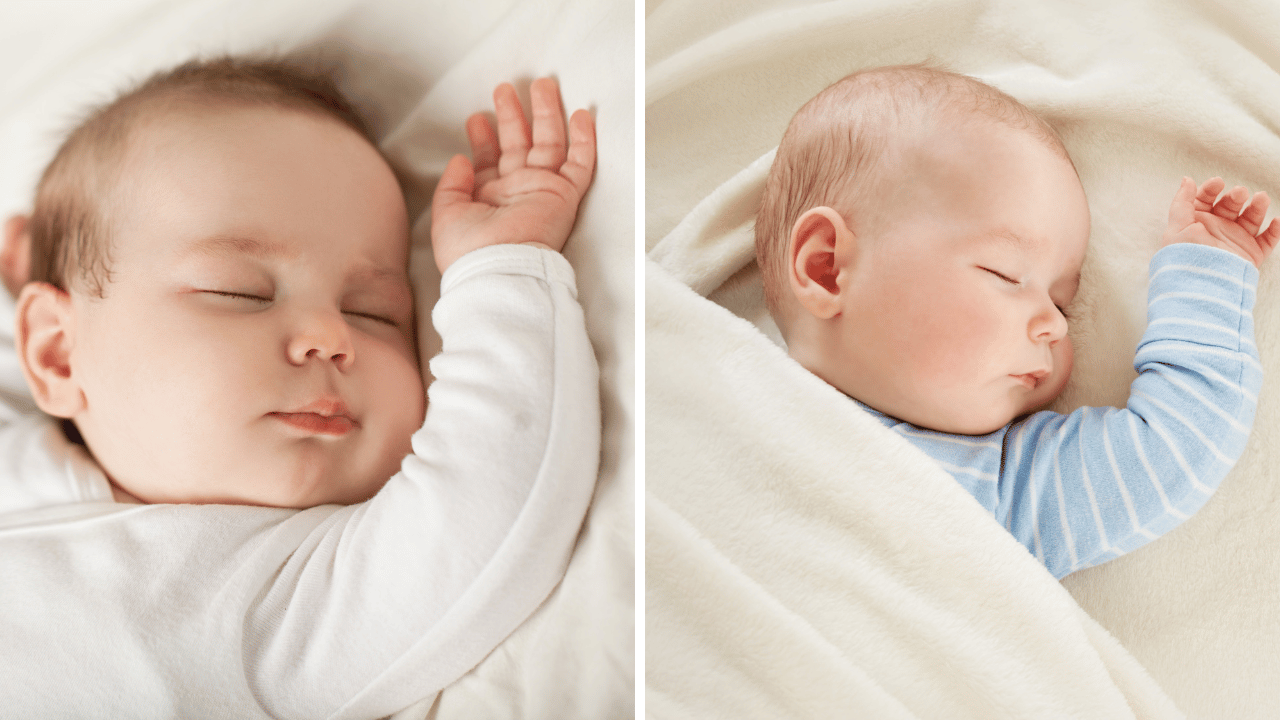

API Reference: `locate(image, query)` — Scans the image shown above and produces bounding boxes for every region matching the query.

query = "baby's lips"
[285,396,354,420]
[268,411,357,436]
[1010,367,1051,390]
[269,395,362,429]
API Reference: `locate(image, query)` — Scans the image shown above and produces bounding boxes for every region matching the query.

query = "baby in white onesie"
[0,57,599,718]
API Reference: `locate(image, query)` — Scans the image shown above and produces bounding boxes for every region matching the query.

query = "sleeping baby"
[756,64,1272,579]
[0,57,599,717]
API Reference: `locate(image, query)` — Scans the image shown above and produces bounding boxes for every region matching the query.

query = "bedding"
[0,1,633,718]
[646,0,1280,717]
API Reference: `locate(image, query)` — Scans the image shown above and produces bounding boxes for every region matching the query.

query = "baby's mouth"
[1012,369,1050,389]
[268,397,360,436]
[268,412,357,436]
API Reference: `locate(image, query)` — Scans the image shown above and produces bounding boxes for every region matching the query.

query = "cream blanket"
[646,0,1280,717]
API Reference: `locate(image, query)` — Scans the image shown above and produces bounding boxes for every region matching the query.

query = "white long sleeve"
[0,245,600,719]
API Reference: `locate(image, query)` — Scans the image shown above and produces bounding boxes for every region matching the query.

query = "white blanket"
[646,0,1280,717]
[0,1,633,718]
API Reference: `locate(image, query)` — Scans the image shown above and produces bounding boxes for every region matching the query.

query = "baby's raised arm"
[985,179,1270,578]
[242,80,600,718]
[430,77,596,271]
[1165,176,1279,268]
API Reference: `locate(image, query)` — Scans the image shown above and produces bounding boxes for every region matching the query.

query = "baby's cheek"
[1050,337,1075,396]
[1035,337,1075,409]
[1057,337,1074,379]
[376,350,426,441]
[912,301,996,380]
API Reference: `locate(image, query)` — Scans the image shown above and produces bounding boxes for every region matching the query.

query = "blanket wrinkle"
[646,254,1183,718]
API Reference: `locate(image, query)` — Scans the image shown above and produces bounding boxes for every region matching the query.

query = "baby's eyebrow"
[987,228,1036,251]
[182,234,409,290]
[347,264,409,285]
[184,235,294,260]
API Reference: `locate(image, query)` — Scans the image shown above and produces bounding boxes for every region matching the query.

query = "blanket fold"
[645,256,1181,719]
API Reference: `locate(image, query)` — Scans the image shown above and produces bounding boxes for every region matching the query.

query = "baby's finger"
[1195,177,1226,212]
[1211,185,1249,221]
[1168,176,1197,231]
[466,113,500,188]
[493,83,532,175]
[433,154,477,210]
[1237,191,1270,236]
[1260,217,1280,253]
[525,78,568,170]
[559,108,596,197]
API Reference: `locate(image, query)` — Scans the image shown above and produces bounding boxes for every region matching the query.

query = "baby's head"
[16,57,424,506]
[757,65,1090,435]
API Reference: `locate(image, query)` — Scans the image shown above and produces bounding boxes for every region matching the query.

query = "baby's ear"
[787,206,854,320]
[16,282,85,418]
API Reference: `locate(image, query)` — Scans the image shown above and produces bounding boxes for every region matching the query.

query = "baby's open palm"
[1165,176,1279,268]
[431,78,596,273]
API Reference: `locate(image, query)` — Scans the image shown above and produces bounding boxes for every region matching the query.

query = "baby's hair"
[755,63,1073,329]
[29,56,374,297]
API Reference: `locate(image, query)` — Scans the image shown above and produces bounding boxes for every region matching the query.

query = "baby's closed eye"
[203,288,268,299]
[201,289,271,305]
[342,309,399,327]
[198,291,398,326]
[978,268,1071,319]
[979,267,1019,285]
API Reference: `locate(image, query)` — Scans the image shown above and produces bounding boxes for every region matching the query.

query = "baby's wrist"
[1160,240,1257,268]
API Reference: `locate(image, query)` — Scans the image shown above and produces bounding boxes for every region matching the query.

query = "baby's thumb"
[433,154,476,210]
[1167,176,1196,230]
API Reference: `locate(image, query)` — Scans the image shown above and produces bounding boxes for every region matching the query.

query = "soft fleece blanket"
[647,0,1280,717]
[0,1,633,718]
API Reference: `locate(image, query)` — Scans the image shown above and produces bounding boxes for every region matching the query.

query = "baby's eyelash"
[206,290,270,303]
[981,267,1020,285]
[344,310,398,327]
[202,291,398,326]
[978,269,1071,319]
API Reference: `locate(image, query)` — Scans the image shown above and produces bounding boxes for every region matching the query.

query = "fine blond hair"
[29,56,375,297]
[755,64,1073,331]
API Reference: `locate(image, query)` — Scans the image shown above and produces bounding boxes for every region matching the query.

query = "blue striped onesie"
[859,243,1261,579]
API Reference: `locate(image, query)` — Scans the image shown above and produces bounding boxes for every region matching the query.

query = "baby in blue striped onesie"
[755,64,1275,578]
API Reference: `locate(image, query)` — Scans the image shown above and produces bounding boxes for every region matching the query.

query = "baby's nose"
[287,309,355,370]
[1030,304,1068,343]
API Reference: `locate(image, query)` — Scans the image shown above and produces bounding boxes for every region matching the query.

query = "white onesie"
[0,244,600,720]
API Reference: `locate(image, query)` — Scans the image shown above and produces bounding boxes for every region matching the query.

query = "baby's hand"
[1164,177,1279,268]
[430,77,596,273]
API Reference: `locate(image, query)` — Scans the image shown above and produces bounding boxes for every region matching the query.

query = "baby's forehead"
[105,101,408,260]
[126,99,341,152]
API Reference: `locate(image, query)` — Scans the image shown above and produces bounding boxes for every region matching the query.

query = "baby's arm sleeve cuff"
[439,244,578,299]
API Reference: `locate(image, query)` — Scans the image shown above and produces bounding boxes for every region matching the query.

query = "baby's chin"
[102,453,398,508]
[884,399,1011,437]
[927,413,1012,437]
[913,392,1063,437]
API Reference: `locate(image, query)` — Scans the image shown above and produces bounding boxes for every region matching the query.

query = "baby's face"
[830,122,1089,435]
[68,105,424,506]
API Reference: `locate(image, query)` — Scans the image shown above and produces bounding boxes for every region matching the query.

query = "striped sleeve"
[998,243,1261,578]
